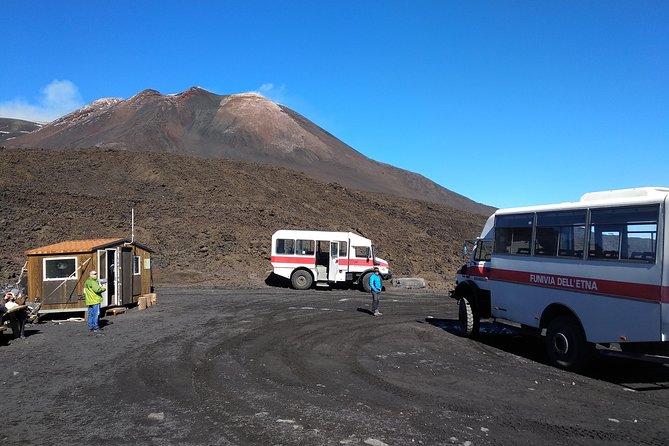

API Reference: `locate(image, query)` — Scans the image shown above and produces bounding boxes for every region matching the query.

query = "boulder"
[391,277,426,289]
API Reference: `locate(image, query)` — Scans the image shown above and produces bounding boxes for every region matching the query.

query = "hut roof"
[25,238,152,255]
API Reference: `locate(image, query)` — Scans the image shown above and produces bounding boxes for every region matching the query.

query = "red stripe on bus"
[340,259,388,267]
[466,265,491,277]
[489,268,663,303]
[271,256,315,265]
[272,256,388,268]
[662,286,669,304]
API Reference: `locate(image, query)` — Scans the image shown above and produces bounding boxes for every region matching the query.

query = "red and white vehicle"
[451,187,669,370]
[271,230,391,291]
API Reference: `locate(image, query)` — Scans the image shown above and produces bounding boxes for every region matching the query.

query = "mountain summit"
[5,87,492,214]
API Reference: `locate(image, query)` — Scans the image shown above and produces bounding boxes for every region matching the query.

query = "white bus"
[451,187,669,370]
[271,230,391,291]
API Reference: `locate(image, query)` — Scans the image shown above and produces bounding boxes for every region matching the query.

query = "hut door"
[121,247,133,305]
[97,250,110,307]
[98,248,120,306]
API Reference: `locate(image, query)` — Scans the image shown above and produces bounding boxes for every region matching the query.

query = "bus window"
[588,205,658,262]
[625,224,657,261]
[558,226,586,258]
[535,210,586,258]
[474,240,493,261]
[494,213,533,255]
[276,239,295,255]
[535,227,559,256]
[296,239,315,255]
[353,246,370,258]
[340,241,348,257]
[589,227,621,259]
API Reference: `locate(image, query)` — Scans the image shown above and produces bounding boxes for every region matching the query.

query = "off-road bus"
[271,230,391,291]
[451,187,669,370]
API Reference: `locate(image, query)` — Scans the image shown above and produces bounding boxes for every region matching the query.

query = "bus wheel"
[291,270,313,290]
[361,272,373,293]
[545,316,594,371]
[458,297,479,337]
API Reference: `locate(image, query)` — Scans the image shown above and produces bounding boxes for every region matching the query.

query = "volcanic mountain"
[4,87,492,215]
[0,147,487,288]
[0,117,43,141]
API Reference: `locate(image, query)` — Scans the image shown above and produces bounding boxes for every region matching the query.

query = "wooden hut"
[25,238,154,314]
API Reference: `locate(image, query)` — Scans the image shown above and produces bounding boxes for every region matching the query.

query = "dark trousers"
[371,291,380,312]
[7,311,27,338]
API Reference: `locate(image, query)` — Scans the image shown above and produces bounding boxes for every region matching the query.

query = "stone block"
[391,277,426,289]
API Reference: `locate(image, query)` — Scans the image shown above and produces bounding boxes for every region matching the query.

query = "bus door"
[328,241,340,282]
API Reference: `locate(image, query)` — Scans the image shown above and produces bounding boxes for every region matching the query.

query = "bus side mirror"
[463,245,468,259]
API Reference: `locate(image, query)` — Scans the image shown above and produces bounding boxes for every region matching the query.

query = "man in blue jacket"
[369,267,383,316]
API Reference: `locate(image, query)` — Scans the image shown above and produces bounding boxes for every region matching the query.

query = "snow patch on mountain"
[50,97,123,127]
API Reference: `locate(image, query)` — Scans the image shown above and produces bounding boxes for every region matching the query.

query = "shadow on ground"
[265,272,292,289]
[265,272,370,293]
[357,307,374,316]
[423,317,669,390]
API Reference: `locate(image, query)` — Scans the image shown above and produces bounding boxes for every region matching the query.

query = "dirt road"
[2,288,668,445]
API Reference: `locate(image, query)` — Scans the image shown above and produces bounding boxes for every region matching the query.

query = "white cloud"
[0,80,85,122]
[257,83,274,94]
[253,83,287,104]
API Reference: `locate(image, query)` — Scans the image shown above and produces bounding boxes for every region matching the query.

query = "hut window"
[44,257,77,281]
[133,256,141,275]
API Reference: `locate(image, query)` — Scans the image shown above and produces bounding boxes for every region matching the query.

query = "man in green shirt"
[84,270,105,333]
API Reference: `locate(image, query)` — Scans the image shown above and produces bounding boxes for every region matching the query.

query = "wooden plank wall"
[134,246,153,295]
[27,253,97,310]
[26,244,152,310]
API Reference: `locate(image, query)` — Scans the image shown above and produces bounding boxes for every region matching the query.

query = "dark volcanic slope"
[5,87,493,216]
[0,148,487,289]
[0,117,43,142]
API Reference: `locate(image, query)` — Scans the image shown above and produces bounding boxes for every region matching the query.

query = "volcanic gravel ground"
[2,288,669,445]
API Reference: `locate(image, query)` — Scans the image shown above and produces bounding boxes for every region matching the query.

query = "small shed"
[25,238,154,314]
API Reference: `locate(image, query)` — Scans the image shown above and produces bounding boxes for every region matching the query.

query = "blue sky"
[2,1,667,209]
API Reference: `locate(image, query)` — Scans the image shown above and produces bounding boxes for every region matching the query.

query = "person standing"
[369,267,383,316]
[84,270,105,333]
